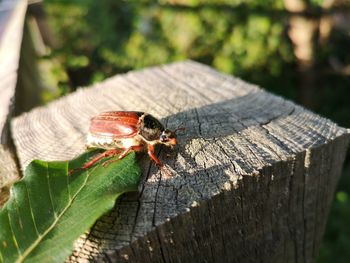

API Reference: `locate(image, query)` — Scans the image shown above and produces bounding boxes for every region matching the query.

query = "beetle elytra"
[71,111,182,175]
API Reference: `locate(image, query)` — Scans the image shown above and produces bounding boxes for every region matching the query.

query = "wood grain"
[12,61,350,262]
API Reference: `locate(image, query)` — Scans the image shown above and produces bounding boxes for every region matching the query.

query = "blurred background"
[23,0,350,261]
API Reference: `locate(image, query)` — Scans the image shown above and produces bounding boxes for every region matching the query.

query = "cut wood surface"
[11,61,350,262]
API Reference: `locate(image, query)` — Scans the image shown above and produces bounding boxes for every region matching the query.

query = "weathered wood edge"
[0,0,27,204]
[0,0,27,140]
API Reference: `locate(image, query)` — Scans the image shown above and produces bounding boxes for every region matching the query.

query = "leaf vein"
[23,181,40,237]
[65,162,72,201]
[12,189,24,230]
[7,210,21,257]
[46,163,57,218]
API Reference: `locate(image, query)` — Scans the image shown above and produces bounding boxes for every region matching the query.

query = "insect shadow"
[155,91,294,176]
[113,91,295,219]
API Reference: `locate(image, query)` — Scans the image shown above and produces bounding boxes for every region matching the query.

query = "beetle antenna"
[174,126,186,134]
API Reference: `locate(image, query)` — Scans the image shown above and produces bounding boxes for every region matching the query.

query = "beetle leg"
[118,145,144,160]
[147,145,173,177]
[69,149,121,175]
[83,149,121,169]
[147,145,163,167]
[101,145,143,168]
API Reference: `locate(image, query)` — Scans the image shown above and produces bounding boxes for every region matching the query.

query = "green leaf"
[0,150,141,263]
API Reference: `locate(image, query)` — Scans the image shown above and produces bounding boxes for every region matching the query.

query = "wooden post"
[11,61,350,262]
[0,0,27,205]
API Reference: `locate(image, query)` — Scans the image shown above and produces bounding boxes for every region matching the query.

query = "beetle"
[76,111,180,173]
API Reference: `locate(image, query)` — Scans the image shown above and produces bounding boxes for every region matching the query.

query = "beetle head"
[159,127,185,148]
[159,129,177,147]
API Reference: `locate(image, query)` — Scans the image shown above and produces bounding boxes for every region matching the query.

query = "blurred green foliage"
[43,0,296,96]
[42,0,350,261]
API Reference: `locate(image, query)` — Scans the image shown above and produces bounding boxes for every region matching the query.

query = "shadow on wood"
[74,97,348,262]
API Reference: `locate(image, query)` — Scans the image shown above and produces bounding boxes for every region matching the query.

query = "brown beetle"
[79,111,180,172]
